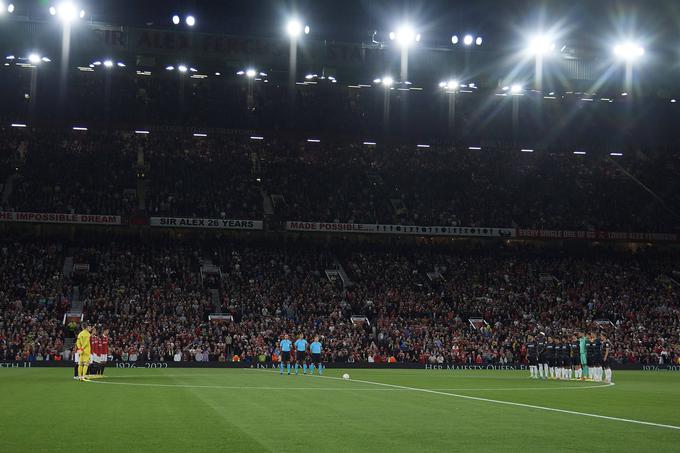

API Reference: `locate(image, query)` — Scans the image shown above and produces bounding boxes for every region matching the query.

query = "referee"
[310,336,324,375]
[279,334,292,375]
[294,334,309,375]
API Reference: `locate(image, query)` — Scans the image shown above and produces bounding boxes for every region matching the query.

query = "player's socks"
[294,363,299,375]
[303,364,308,374]
[605,369,612,382]
[319,364,323,375]
[309,364,315,374]
[538,364,544,379]
[549,367,554,379]
[287,363,291,374]
[280,362,284,374]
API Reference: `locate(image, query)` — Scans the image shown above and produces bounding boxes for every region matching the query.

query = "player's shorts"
[602,357,610,368]
[528,356,537,366]
[92,354,99,363]
[74,353,81,363]
[571,357,581,367]
[79,353,91,365]
[100,355,108,363]
[591,356,602,367]
[281,351,291,362]
[296,351,306,363]
[312,353,321,365]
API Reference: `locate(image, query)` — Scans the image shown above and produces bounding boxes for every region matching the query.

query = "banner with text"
[150,217,263,230]
[0,211,121,225]
[516,229,678,242]
[286,221,515,237]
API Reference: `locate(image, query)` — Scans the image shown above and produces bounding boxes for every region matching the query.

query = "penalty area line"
[288,372,680,432]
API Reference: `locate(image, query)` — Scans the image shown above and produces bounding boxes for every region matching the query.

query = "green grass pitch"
[1,367,679,452]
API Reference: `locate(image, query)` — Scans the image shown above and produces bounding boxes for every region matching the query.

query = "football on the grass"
[342,373,350,380]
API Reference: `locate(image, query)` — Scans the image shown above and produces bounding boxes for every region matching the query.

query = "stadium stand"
[1,237,678,365]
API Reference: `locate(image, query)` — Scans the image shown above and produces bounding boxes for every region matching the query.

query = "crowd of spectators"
[1,237,678,367]
[1,126,678,233]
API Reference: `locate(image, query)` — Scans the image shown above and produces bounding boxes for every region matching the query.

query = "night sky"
[13,0,680,53]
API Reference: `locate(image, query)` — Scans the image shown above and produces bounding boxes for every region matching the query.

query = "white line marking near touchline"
[295,372,680,432]
[86,380,405,391]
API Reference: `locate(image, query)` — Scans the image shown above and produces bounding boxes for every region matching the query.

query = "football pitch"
[1,368,679,452]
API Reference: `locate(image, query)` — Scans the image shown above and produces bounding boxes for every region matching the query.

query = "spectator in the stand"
[1,237,678,366]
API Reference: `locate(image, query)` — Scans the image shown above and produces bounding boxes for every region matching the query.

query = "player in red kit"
[99,328,109,376]
[88,330,100,377]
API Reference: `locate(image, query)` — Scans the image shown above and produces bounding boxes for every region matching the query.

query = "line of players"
[73,324,109,381]
[279,334,324,375]
[527,332,612,383]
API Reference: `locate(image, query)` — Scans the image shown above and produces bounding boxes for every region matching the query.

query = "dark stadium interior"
[3,2,680,451]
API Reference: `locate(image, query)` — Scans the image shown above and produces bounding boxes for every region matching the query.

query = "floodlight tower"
[526,35,555,92]
[389,24,420,81]
[286,18,310,99]
[613,41,645,93]
[439,80,460,133]
[50,2,86,108]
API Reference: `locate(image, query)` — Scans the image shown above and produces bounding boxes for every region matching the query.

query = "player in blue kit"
[294,334,308,375]
[280,334,292,375]
[309,336,323,375]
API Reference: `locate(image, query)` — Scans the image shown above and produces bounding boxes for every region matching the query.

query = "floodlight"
[117,62,125,67]
[56,2,79,22]
[287,19,303,37]
[304,25,310,35]
[79,9,84,18]
[178,65,188,73]
[475,36,483,46]
[510,84,523,94]
[172,15,180,25]
[451,35,458,44]
[391,25,420,47]
[49,6,56,15]
[165,66,174,71]
[382,76,394,87]
[245,68,257,78]
[613,42,644,61]
[185,15,195,26]
[527,35,555,56]
[463,35,473,45]
[447,80,459,90]
[28,53,41,64]
[103,60,113,68]
[41,57,51,62]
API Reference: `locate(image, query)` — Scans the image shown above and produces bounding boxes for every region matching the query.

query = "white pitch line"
[89,378,612,392]
[86,380,404,391]
[298,373,680,432]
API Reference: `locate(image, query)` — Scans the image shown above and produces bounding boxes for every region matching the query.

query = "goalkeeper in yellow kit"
[76,323,93,381]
